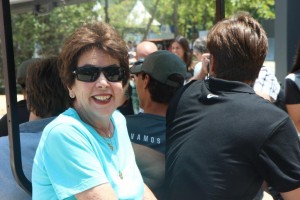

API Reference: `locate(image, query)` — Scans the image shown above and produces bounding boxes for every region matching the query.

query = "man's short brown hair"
[207,13,268,83]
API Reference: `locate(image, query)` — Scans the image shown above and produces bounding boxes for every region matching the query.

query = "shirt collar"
[19,117,56,133]
[206,76,255,94]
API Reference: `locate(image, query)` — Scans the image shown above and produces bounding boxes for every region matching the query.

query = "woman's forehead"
[78,48,118,66]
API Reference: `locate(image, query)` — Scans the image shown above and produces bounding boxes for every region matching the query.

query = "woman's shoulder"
[44,108,85,134]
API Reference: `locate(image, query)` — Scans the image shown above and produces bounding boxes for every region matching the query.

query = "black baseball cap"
[130,50,186,87]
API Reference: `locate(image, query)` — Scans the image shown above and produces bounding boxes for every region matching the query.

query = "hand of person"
[201,53,210,75]
[191,53,211,81]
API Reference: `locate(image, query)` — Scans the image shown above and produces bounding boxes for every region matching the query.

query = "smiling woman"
[31,21,156,200]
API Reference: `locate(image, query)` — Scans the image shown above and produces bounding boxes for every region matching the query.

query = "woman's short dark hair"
[59,21,130,93]
[207,13,268,83]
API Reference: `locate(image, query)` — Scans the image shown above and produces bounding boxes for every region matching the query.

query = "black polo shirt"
[166,77,300,200]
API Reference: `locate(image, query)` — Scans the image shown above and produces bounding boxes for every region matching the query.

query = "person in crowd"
[192,37,208,77]
[0,56,69,200]
[0,59,37,137]
[127,51,186,198]
[157,43,163,50]
[252,66,283,200]
[253,66,281,103]
[128,50,186,153]
[117,41,159,116]
[285,42,300,134]
[128,51,137,67]
[130,41,158,114]
[127,40,135,52]
[170,35,195,81]
[165,13,300,200]
[32,21,156,200]
[136,41,158,60]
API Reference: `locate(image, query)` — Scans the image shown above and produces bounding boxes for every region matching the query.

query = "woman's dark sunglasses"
[73,64,125,82]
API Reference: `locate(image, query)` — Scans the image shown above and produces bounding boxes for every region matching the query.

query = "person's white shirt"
[193,62,203,77]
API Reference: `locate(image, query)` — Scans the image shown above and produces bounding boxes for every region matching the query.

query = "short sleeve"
[285,78,300,104]
[256,118,300,192]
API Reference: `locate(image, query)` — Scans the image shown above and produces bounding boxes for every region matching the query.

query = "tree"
[108,0,135,37]
[104,0,110,23]
[155,0,274,39]
[0,0,275,86]
[11,1,99,70]
[142,0,160,40]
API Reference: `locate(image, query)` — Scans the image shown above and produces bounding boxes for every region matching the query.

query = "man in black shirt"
[166,13,300,200]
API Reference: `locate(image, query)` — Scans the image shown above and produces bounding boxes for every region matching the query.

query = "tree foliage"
[0,0,275,85]
[155,0,274,38]
[11,1,99,68]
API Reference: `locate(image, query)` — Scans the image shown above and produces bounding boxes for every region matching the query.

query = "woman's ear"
[68,87,75,99]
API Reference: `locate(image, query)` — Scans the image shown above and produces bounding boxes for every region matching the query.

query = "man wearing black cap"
[127,50,186,153]
[126,50,186,199]
[0,59,38,137]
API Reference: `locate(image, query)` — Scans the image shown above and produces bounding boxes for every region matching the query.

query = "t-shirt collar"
[206,76,255,94]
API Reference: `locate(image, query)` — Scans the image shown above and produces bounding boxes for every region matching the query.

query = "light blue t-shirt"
[32,108,144,200]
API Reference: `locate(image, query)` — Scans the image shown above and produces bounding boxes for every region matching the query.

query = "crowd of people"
[0,12,300,200]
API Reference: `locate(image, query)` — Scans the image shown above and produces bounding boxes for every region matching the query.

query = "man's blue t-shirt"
[126,113,166,154]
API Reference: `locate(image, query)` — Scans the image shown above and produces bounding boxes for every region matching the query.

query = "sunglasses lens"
[74,65,124,82]
[76,66,100,82]
[103,66,124,82]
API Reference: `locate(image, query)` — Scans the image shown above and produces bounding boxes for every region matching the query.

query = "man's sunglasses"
[73,64,125,82]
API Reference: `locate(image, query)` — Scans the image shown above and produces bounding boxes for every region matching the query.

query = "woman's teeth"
[94,95,111,101]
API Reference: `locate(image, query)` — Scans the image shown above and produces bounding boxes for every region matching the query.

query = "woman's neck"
[74,106,112,137]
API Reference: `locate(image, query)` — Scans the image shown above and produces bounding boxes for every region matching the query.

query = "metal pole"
[0,0,32,195]
[215,0,225,23]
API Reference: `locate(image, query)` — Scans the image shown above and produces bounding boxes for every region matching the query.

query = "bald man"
[136,41,158,60]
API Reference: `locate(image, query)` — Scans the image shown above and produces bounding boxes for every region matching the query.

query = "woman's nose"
[95,72,109,88]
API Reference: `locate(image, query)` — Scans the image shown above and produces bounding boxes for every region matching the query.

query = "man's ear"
[143,74,150,89]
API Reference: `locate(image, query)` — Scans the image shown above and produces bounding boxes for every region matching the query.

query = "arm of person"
[143,184,157,200]
[75,183,118,200]
[131,143,165,188]
[286,104,300,133]
[255,90,272,101]
[280,187,300,200]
